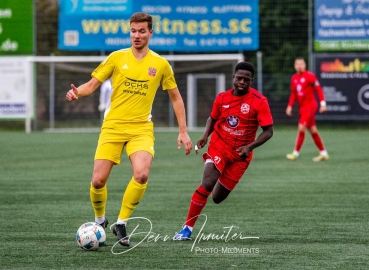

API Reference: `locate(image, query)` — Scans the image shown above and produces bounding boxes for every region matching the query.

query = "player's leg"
[212,157,250,203]
[118,150,152,222]
[211,182,231,204]
[287,121,307,161]
[92,135,125,229]
[113,151,152,246]
[114,128,155,246]
[186,162,220,225]
[90,160,114,228]
[309,125,329,161]
[174,161,220,240]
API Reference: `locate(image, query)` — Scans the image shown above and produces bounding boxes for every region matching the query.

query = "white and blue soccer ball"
[76,222,106,251]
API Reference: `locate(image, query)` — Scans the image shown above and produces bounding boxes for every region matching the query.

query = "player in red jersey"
[286,57,329,162]
[174,62,273,240]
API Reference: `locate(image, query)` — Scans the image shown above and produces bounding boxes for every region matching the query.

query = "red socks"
[295,131,305,152]
[185,185,211,227]
[311,132,325,151]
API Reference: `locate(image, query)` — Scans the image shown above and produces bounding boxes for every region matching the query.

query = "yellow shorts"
[94,122,155,164]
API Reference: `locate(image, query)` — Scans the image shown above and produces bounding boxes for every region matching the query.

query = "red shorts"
[299,105,318,128]
[202,139,253,191]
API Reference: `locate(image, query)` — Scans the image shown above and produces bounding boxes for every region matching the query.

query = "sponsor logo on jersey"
[124,77,149,90]
[240,103,250,114]
[222,126,245,135]
[123,77,149,96]
[122,64,129,69]
[300,78,305,83]
[227,115,239,128]
[148,67,157,77]
[222,105,230,108]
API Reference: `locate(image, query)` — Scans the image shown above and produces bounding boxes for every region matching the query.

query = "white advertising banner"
[0,57,33,119]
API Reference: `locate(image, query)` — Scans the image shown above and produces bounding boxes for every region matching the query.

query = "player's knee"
[91,175,107,189]
[201,180,215,192]
[202,175,218,190]
[133,173,149,184]
[212,196,224,204]
[91,165,110,188]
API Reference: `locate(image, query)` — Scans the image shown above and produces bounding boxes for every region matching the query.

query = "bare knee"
[201,177,217,192]
[212,196,223,204]
[133,173,149,184]
[297,124,307,133]
[91,160,113,189]
[91,173,108,189]
[211,182,231,204]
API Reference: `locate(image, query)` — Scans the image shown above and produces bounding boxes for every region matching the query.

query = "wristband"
[320,101,326,106]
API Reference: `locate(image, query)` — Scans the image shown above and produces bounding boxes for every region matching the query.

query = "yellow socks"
[118,177,147,222]
[90,183,107,219]
[90,178,147,224]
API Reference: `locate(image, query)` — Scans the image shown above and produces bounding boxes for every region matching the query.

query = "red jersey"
[210,88,273,148]
[288,70,325,109]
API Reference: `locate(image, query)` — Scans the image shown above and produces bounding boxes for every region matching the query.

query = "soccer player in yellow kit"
[66,12,192,247]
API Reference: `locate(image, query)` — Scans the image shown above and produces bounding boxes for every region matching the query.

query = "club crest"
[227,115,239,128]
[241,103,250,114]
[148,67,157,77]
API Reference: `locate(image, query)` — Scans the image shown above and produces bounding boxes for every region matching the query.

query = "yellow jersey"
[92,48,177,129]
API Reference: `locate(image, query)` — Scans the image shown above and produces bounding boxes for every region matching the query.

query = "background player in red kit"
[174,62,273,240]
[286,57,329,162]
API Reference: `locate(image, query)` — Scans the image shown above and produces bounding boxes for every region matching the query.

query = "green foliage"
[257,0,309,100]
[36,0,58,55]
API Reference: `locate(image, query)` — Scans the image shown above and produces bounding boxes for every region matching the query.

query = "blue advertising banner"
[58,0,259,52]
[314,0,369,51]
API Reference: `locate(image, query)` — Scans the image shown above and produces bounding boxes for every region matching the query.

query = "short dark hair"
[235,62,255,78]
[130,12,153,30]
[295,57,305,61]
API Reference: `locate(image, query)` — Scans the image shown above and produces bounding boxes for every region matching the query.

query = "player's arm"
[286,78,296,116]
[237,125,274,159]
[66,77,102,101]
[167,87,192,155]
[311,74,327,113]
[196,117,217,153]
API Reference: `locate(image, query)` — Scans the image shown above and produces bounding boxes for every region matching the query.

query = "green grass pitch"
[0,127,368,269]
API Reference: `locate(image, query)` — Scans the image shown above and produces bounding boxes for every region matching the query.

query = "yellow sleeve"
[91,53,116,83]
[161,60,177,90]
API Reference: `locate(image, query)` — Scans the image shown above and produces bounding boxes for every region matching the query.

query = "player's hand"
[286,106,292,116]
[66,84,79,102]
[177,131,192,155]
[319,105,327,113]
[196,136,208,154]
[236,146,252,160]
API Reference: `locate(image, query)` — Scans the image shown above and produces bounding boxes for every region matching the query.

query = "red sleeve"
[257,98,274,127]
[288,76,296,107]
[210,94,222,120]
[310,73,325,102]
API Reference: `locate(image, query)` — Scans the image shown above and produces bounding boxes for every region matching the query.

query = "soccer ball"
[76,222,106,251]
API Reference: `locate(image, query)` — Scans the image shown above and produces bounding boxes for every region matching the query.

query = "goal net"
[30,54,244,132]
